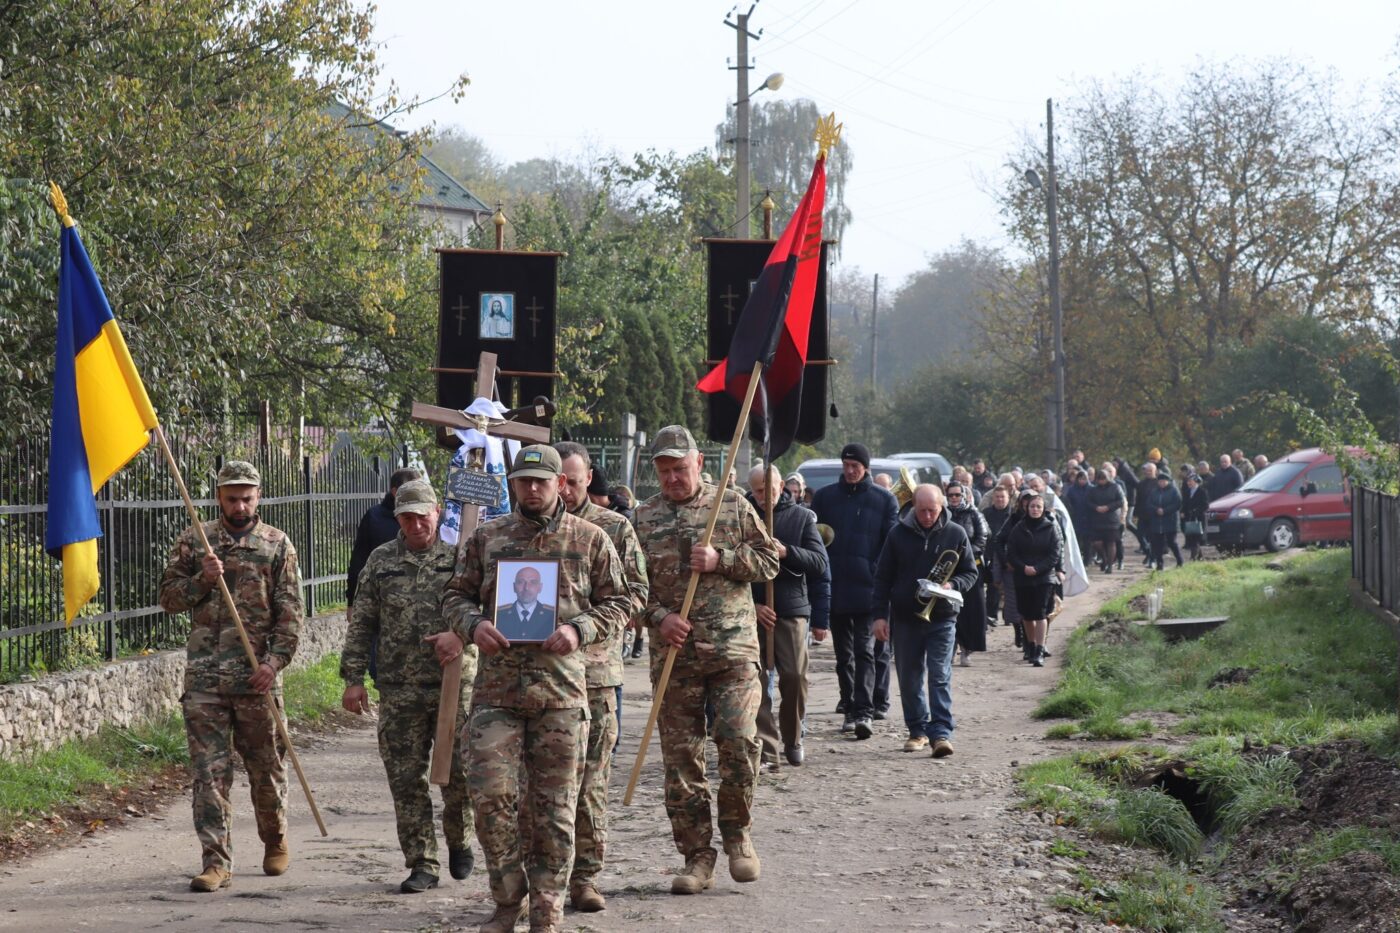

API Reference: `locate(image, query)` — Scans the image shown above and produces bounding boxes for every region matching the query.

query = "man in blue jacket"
[872,484,978,758]
[811,443,898,740]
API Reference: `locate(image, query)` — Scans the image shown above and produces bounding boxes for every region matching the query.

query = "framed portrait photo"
[479,292,515,340]
[493,558,560,643]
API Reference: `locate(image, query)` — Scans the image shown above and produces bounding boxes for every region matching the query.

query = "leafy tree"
[991,61,1400,461]
[0,0,465,446]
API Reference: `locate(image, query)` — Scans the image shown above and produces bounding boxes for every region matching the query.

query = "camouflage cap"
[217,460,261,487]
[651,424,698,461]
[393,478,438,516]
[510,444,563,480]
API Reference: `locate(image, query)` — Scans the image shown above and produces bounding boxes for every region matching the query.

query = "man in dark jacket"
[872,485,978,758]
[347,467,423,684]
[748,466,829,769]
[1208,453,1245,501]
[810,442,898,740]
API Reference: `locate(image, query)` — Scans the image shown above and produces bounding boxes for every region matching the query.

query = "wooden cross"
[453,295,474,336]
[410,351,550,785]
[719,285,739,326]
[525,297,544,339]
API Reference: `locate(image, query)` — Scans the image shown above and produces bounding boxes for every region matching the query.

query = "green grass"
[1034,550,1396,749]
[1293,826,1400,875]
[1054,865,1226,932]
[0,653,358,834]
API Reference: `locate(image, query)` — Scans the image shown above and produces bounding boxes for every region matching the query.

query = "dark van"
[1205,448,1355,552]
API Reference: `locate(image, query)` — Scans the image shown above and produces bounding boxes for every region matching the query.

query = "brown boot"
[189,865,231,892]
[479,900,526,933]
[570,882,606,912]
[669,848,716,895]
[262,836,289,876]
[724,835,761,883]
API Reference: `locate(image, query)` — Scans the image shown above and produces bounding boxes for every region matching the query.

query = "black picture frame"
[492,558,560,643]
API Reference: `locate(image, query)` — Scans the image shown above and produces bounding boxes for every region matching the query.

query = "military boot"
[479,900,527,933]
[189,865,231,892]
[724,835,761,883]
[669,848,716,895]
[570,882,606,912]
[262,835,289,876]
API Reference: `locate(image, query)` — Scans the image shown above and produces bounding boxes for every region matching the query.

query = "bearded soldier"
[634,425,778,895]
[339,478,477,893]
[428,445,631,933]
[552,440,649,913]
[158,460,302,892]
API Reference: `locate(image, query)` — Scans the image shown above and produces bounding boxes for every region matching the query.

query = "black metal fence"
[0,430,407,680]
[1352,485,1399,616]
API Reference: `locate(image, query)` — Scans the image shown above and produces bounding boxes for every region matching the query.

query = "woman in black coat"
[981,485,1013,628]
[945,482,990,666]
[1005,493,1064,667]
[1085,468,1126,572]
[1180,472,1210,560]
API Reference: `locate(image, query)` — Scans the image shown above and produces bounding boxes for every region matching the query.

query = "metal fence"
[0,430,407,680]
[1352,485,1399,616]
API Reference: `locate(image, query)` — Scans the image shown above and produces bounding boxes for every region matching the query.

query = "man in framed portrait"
[494,565,556,639]
[480,293,514,340]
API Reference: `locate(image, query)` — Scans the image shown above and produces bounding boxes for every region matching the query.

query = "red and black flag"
[697,137,829,459]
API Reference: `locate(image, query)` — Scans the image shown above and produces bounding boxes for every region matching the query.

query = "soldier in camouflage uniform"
[634,425,779,895]
[553,441,649,914]
[158,460,302,893]
[427,445,630,933]
[339,479,478,894]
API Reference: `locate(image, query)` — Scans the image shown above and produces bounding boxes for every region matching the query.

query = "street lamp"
[734,71,784,238]
[1024,97,1066,469]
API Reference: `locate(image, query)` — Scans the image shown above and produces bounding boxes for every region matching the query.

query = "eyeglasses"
[947,492,962,498]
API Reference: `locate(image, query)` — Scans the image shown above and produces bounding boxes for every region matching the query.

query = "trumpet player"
[871,485,979,759]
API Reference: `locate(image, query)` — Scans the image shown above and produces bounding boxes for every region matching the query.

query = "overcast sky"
[372,1,1399,288]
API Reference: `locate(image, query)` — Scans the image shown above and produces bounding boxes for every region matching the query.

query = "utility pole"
[1046,98,1066,467]
[727,4,762,238]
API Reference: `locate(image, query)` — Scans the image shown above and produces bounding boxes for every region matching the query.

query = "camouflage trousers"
[376,681,475,874]
[466,704,587,929]
[652,656,762,857]
[569,686,618,888]
[182,690,287,872]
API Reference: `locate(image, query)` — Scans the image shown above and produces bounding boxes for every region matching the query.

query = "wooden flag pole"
[153,425,328,836]
[623,361,764,806]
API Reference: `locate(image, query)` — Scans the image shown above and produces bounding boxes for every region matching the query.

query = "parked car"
[796,457,932,494]
[886,451,954,485]
[1205,447,1357,552]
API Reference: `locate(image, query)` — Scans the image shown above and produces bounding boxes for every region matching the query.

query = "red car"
[1205,448,1356,552]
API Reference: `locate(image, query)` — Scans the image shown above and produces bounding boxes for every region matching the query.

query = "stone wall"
[0,611,347,759]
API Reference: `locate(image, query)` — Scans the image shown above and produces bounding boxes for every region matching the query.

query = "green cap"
[393,479,438,516]
[217,460,261,487]
[650,424,698,461]
[510,444,563,480]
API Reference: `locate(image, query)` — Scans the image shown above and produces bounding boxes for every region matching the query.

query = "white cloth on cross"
[439,397,520,545]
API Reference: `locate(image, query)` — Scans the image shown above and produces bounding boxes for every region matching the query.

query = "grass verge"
[0,653,362,837]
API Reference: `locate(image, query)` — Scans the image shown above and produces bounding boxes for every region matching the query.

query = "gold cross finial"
[48,181,76,228]
[813,112,843,160]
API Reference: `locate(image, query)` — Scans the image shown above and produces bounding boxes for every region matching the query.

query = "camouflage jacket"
[341,533,471,688]
[635,482,779,665]
[159,518,302,695]
[570,498,649,688]
[442,500,629,709]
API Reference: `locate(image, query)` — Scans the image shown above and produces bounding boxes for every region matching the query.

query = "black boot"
[400,868,439,893]
[448,846,474,880]
[1032,645,1045,668]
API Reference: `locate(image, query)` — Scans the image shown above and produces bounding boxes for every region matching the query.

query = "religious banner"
[436,249,561,413]
[702,238,832,446]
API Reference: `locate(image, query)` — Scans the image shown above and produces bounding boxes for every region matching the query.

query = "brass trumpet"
[916,547,964,621]
[888,465,919,510]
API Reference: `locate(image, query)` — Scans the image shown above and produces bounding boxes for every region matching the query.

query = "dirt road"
[0,570,1140,932]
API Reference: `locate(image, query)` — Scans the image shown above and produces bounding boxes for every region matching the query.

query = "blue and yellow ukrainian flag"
[44,183,159,623]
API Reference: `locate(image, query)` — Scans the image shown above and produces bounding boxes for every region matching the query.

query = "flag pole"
[152,424,328,836]
[623,360,765,806]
